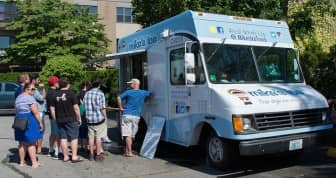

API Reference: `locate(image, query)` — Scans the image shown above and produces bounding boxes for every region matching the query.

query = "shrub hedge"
[0,69,119,106]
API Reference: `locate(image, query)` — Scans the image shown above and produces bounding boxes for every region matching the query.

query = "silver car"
[0,82,19,115]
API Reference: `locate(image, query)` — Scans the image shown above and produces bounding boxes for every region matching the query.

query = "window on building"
[0,1,17,22]
[74,4,97,14]
[116,7,136,23]
[0,36,14,49]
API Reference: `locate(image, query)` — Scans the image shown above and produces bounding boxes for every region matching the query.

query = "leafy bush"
[300,39,336,98]
[0,72,38,83]
[40,55,84,91]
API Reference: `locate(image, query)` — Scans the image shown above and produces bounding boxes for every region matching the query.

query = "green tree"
[287,0,336,40]
[4,0,110,64]
[132,0,282,27]
[132,0,335,40]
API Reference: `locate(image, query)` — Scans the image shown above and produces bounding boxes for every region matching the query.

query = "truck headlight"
[233,115,256,133]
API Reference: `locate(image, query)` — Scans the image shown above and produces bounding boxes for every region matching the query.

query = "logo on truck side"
[228,89,253,105]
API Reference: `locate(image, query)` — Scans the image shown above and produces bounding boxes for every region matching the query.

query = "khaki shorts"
[88,122,105,139]
[121,115,140,138]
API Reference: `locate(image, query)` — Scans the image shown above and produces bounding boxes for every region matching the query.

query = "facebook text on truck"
[100,11,333,169]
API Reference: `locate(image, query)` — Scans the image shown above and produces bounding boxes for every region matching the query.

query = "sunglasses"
[29,88,36,91]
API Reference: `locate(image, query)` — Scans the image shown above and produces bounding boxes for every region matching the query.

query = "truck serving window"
[203,43,304,84]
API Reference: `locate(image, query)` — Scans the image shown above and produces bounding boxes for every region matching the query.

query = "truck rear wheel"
[205,132,236,169]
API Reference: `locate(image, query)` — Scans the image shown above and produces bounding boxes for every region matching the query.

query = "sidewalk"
[0,115,202,178]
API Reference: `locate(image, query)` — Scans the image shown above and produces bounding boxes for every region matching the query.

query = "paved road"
[1,115,336,178]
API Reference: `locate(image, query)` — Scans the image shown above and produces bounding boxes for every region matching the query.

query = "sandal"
[71,157,83,163]
[124,154,136,157]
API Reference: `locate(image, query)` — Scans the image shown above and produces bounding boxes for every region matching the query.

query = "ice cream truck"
[101,11,333,168]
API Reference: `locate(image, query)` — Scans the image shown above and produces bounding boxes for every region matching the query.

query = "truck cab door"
[167,42,209,146]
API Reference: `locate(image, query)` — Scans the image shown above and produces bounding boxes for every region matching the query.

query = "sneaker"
[102,137,112,143]
[48,151,56,157]
[52,153,63,160]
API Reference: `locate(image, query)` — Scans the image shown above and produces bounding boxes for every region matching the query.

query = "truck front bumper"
[239,131,328,156]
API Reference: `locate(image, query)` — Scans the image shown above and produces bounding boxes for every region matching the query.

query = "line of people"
[13,73,151,168]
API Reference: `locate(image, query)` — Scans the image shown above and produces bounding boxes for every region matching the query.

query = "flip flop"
[63,158,70,162]
[124,154,136,157]
[71,158,83,163]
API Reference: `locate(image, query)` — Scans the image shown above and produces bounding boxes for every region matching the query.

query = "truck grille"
[254,109,325,131]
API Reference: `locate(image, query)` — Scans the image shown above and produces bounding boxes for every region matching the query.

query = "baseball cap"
[48,76,59,85]
[126,78,140,85]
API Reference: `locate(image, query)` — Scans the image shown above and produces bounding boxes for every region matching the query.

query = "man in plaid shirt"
[83,78,107,161]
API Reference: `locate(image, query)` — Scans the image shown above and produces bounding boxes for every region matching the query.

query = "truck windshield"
[203,43,304,84]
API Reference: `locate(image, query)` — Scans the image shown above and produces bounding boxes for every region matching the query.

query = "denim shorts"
[49,119,60,136]
[57,121,79,141]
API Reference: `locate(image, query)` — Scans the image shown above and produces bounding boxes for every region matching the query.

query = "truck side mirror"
[185,53,196,85]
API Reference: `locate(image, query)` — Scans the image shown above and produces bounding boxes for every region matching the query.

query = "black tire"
[205,132,237,169]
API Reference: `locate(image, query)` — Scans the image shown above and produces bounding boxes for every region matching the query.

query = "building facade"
[0,0,141,60]
[63,0,141,53]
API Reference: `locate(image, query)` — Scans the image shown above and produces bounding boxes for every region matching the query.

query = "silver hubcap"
[209,137,224,163]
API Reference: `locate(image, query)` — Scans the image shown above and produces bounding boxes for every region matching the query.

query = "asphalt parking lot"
[1,115,336,178]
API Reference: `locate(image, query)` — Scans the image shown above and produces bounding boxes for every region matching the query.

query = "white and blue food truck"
[102,11,333,168]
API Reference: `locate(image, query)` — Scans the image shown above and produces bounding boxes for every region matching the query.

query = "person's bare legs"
[36,139,42,153]
[96,138,102,155]
[88,138,94,156]
[70,139,79,160]
[18,142,26,165]
[27,143,40,168]
[125,136,134,156]
[60,139,69,161]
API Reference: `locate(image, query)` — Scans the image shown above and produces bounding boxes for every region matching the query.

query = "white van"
[101,11,333,168]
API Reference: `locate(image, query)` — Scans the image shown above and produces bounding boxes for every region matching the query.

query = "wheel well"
[198,123,216,146]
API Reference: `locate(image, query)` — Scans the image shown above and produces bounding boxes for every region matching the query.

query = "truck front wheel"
[206,132,237,169]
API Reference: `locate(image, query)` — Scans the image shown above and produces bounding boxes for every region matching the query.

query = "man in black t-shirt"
[50,77,82,163]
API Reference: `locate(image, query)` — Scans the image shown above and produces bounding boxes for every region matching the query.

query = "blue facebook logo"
[217,27,224,34]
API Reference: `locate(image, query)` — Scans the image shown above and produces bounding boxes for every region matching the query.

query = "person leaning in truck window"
[117,78,151,157]
[83,78,108,161]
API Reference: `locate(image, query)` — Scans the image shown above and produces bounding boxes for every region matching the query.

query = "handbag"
[12,117,29,131]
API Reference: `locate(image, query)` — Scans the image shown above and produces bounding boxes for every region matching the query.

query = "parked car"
[0,82,19,115]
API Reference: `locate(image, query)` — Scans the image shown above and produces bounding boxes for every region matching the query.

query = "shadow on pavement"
[98,114,336,177]
[7,148,19,164]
